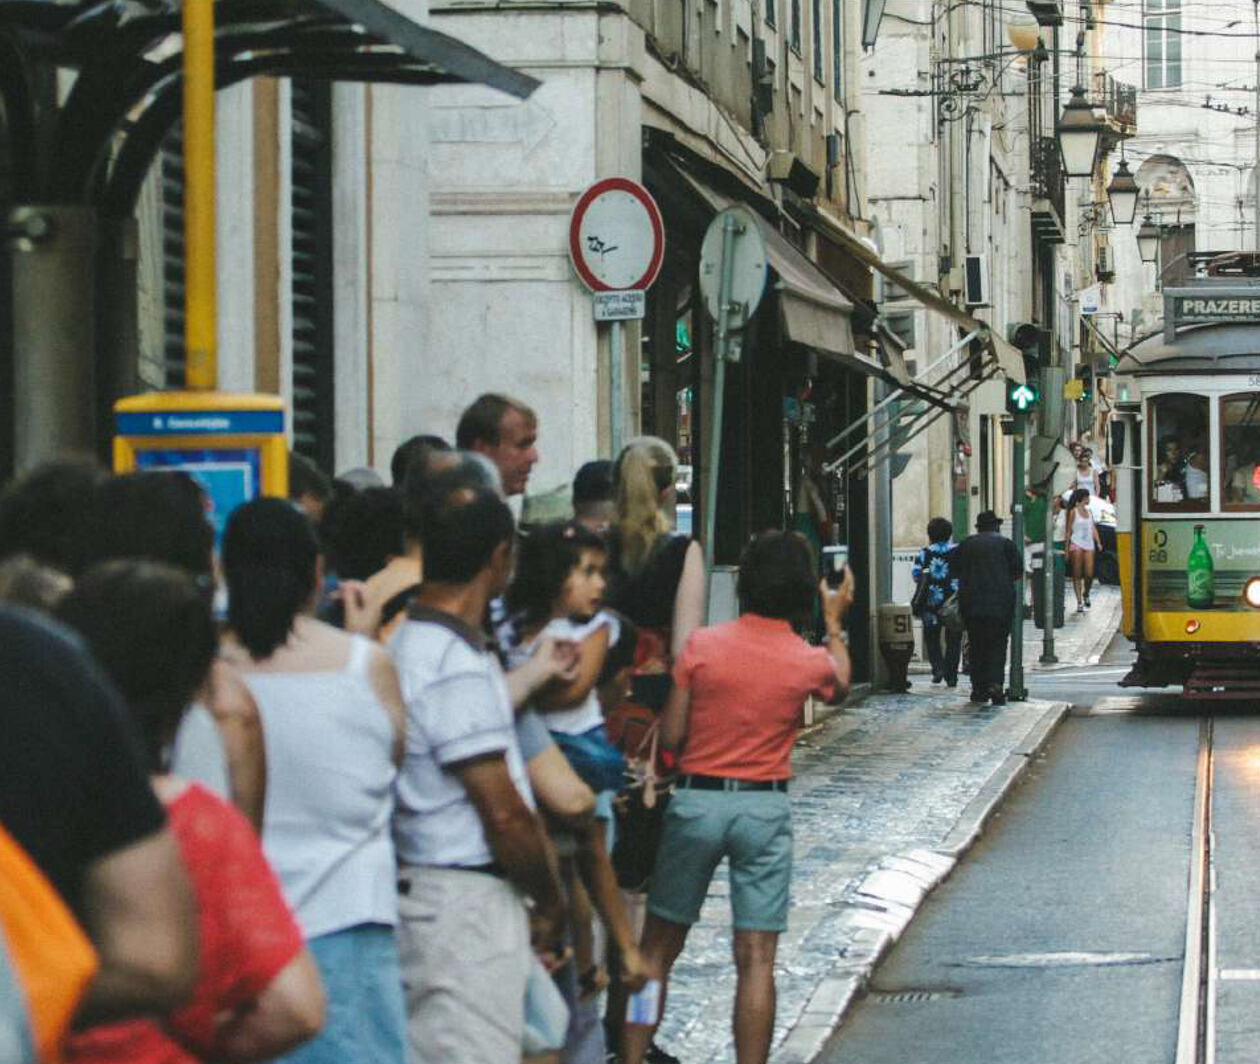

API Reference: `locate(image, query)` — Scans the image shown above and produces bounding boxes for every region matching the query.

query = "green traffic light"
[1008,382,1040,412]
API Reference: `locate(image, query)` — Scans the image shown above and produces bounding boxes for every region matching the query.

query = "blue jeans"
[271,923,407,1064]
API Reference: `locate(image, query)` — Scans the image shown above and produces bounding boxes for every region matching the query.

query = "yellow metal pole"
[183,0,217,391]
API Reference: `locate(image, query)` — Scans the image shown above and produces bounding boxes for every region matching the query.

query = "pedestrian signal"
[1006,381,1041,414]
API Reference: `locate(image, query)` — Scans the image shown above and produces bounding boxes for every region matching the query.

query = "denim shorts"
[647,787,793,932]
[270,923,407,1064]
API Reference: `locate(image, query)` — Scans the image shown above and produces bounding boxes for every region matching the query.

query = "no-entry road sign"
[569,178,665,294]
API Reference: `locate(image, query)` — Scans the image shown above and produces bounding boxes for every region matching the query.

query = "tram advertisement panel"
[1143,520,1260,611]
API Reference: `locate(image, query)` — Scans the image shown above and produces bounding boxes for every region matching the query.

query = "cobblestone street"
[654,691,1066,1064]
[640,589,1134,1064]
[650,592,1123,1064]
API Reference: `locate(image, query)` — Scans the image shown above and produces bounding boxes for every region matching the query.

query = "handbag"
[611,721,673,892]
[939,593,964,634]
[910,574,931,616]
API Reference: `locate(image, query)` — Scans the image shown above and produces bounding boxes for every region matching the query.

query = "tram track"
[1176,715,1215,1064]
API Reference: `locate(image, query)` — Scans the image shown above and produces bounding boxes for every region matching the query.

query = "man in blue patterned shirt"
[911,517,961,686]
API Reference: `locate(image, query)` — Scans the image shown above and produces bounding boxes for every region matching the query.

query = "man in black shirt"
[0,607,197,1023]
[951,510,1023,706]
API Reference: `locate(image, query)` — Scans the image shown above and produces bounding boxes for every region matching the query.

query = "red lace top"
[66,784,305,1064]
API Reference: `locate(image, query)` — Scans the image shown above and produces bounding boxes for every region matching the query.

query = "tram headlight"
[1185,619,1201,634]
[1244,577,1260,609]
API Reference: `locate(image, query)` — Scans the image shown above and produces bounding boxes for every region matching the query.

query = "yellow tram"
[1112,270,1260,697]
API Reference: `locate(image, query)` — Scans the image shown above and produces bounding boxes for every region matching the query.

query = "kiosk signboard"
[114,392,288,546]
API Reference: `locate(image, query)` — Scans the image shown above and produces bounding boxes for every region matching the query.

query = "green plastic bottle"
[1187,524,1214,609]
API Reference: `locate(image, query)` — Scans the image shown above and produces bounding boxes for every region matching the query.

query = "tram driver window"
[1222,393,1260,510]
[1149,393,1209,511]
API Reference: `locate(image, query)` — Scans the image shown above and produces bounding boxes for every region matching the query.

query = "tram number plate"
[1148,528,1169,564]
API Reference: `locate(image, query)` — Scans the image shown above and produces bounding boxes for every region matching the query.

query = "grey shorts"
[396,866,534,1064]
[646,788,793,932]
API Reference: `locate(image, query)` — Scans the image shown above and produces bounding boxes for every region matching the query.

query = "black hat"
[976,509,1003,530]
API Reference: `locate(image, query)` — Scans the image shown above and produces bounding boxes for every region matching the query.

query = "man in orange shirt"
[622,531,853,1064]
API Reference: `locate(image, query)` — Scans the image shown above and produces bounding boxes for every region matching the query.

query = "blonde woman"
[603,437,705,1064]
[606,437,706,677]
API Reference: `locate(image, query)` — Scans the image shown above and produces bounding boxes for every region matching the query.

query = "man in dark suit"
[951,510,1022,705]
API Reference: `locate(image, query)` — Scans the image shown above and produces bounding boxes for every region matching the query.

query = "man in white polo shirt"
[391,472,569,1064]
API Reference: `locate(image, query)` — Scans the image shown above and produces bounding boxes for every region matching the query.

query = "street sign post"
[569,178,665,456]
[697,206,768,576]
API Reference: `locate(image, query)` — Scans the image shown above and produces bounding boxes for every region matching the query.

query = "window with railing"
[1144,0,1182,89]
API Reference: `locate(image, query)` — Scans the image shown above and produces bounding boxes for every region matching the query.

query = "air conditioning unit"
[1096,242,1115,283]
[963,253,990,307]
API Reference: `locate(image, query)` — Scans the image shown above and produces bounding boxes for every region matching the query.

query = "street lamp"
[1055,84,1105,178]
[1136,214,1161,264]
[1005,10,1041,53]
[1106,158,1140,226]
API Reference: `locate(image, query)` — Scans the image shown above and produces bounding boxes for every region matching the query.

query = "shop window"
[1149,393,1209,511]
[1222,392,1260,509]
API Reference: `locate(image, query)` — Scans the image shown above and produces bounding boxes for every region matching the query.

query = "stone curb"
[768,700,1071,1064]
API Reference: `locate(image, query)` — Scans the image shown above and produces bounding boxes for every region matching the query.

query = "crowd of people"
[0,392,854,1064]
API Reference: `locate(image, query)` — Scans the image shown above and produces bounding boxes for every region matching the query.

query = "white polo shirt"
[389,606,535,869]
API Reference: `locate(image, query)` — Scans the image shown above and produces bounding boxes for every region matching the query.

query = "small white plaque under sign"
[594,290,646,321]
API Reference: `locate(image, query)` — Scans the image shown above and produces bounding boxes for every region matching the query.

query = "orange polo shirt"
[673,613,839,781]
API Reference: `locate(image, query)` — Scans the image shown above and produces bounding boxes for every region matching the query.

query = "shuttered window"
[289,80,336,472]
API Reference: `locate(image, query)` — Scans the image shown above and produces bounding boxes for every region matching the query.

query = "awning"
[0,0,539,211]
[669,165,873,376]
[808,206,1026,385]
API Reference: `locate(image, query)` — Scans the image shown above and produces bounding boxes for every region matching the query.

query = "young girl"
[503,521,625,791]
[503,521,647,1053]
[1065,488,1102,612]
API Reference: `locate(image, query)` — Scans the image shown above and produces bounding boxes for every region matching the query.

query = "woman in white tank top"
[221,499,407,1064]
[1064,488,1102,614]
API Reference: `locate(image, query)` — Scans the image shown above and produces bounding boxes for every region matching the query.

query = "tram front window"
[1149,393,1210,511]
[1222,392,1260,510]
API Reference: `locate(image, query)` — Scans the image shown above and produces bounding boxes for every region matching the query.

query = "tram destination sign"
[1165,286,1260,340]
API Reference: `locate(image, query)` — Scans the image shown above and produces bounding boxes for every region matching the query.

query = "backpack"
[0,824,98,1062]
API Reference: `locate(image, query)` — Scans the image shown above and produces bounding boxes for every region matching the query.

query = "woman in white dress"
[1064,489,1102,612]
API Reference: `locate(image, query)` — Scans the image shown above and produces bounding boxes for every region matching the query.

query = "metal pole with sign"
[698,206,767,574]
[569,179,665,458]
[1008,409,1028,701]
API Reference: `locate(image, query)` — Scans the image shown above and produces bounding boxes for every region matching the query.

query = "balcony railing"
[1031,135,1065,223]
[1092,72,1137,133]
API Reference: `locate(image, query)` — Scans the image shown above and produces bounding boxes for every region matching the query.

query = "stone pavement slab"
[651,690,1069,1064]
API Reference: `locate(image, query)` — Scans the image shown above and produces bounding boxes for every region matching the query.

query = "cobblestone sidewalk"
[652,691,1068,1064]
[909,582,1123,677]
[1023,582,1123,671]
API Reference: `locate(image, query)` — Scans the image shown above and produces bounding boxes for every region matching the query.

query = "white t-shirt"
[390,608,534,869]
[501,612,618,736]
